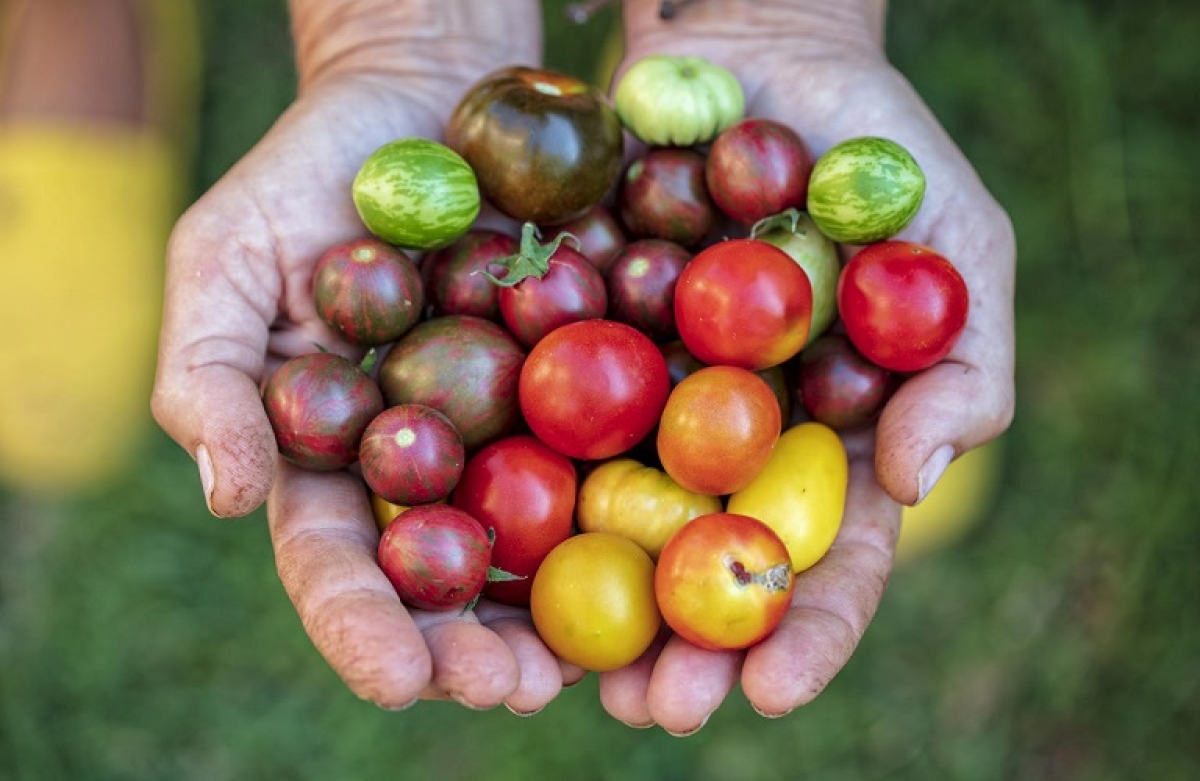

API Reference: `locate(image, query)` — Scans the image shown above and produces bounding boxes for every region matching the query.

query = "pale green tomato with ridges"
[807,136,925,244]
[353,138,481,251]
[614,55,744,147]
[752,208,841,346]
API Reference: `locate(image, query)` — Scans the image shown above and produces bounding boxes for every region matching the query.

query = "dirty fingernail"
[196,443,216,514]
[917,444,955,503]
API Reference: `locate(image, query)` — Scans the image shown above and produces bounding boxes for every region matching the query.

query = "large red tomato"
[674,238,813,371]
[836,241,969,373]
[519,319,670,461]
[450,435,577,606]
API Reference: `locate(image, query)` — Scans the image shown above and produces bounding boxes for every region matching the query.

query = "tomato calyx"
[750,207,808,241]
[726,556,793,593]
[484,222,581,288]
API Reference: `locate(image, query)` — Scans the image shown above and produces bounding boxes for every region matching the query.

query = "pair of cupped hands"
[151,0,1014,735]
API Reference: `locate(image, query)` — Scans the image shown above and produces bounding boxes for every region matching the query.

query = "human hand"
[151,0,576,712]
[597,0,1016,733]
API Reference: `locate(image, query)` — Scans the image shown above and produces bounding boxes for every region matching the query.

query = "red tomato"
[450,435,577,606]
[674,238,813,371]
[519,319,671,461]
[656,365,782,496]
[654,512,794,651]
[836,241,969,373]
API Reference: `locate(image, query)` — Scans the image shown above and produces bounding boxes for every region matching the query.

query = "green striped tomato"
[352,138,480,251]
[806,136,926,245]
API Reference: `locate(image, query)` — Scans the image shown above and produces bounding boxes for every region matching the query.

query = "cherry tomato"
[656,366,781,496]
[519,319,670,461]
[531,532,661,672]
[576,458,722,559]
[836,241,969,373]
[451,435,577,606]
[654,512,794,651]
[377,505,492,611]
[674,238,813,370]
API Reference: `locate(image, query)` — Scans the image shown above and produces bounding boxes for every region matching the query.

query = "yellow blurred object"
[370,492,411,532]
[0,0,201,494]
[896,438,1004,566]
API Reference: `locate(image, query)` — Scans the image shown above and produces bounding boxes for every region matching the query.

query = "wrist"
[288,0,542,94]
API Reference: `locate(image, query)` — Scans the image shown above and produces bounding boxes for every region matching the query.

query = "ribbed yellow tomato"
[530,532,661,672]
[576,458,722,559]
[726,422,848,572]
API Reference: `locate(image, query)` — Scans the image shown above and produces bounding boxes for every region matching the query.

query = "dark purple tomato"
[262,352,384,471]
[795,333,898,430]
[606,239,691,342]
[547,203,627,275]
[311,238,424,346]
[377,504,492,611]
[492,225,607,348]
[705,118,814,225]
[359,404,465,505]
[420,228,518,321]
[617,147,720,248]
[446,66,624,225]
[377,315,525,451]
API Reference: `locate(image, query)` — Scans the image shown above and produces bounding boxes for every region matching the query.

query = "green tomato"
[806,136,926,244]
[352,138,480,251]
[751,208,841,346]
[614,55,744,147]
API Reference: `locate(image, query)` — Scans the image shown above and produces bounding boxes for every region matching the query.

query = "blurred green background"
[2,0,1198,778]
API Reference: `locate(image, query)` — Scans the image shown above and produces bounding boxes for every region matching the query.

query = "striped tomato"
[806,136,926,244]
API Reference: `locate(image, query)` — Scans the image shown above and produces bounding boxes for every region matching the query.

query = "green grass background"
[3,0,1198,778]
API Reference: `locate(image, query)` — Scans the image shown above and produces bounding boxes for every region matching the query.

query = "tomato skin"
[605,239,692,343]
[520,319,671,461]
[377,505,492,611]
[359,404,465,506]
[546,204,627,275]
[836,241,969,373]
[530,532,661,672]
[654,512,794,651]
[617,148,720,249]
[705,118,814,225]
[613,55,744,147]
[420,229,516,321]
[727,422,848,573]
[656,365,781,496]
[312,238,424,346]
[674,238,814,371]
[450,435,577,606]
[498,245,607,348]
[576,458,722,559]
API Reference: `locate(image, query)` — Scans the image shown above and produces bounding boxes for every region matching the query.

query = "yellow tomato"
[370,491,410,532]
[530,532,661,672]
[577,458,722,559]
[726,421,848,572]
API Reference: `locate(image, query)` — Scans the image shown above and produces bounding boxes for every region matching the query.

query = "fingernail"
[449,692,492,711]
[196,443,216,514]
[504,704,544,718]
[377,698,418,712]
[751,704,794,719]
[620,720,656,730]
[917,444,955,503]
[664,712,712,737]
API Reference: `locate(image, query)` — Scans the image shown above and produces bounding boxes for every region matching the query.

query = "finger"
[597,629,670,728]
[740,454,898,716]
[473,602,565,715]
[412,609,521,709]
[645,637,742,736]
[269,461,433,709]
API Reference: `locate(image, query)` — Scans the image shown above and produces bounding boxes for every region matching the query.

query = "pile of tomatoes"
[261,56,970,671]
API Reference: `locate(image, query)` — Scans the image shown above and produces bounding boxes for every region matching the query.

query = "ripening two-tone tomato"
[836,241,969,373]
[674,238,813,371]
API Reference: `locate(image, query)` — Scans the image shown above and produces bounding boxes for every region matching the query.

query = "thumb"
[151,206,280,518]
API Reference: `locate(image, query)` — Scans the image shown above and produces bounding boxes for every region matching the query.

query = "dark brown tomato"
[446,66,624,225]
[420,228,518,321]
[794,333,898,430]
[377,315,525,451]
[617,147,720,248]
[606,239,691,343]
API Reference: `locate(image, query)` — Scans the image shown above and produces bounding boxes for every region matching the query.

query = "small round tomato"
[358,404,464,506]
[576,458,722,559]
[547,204,627,275]
[796,333,898,430]
[451,435,577,606]
[705,118,814,225]
[727,422,848,573]
[605,239,692,343]
[674,238,813,371]
[614,54,744,147]
[377,505,492,611]
[420,228,517,321]
[520,320,670,461]
[836,241,969,373]
[654,512,794,651]
[447,66,624,225]
[312,238,424,346]
[807,136,925,244]
[656,365,781,496]
[617,148,719,249]
[751,208,841,346]
[531,532,661,672]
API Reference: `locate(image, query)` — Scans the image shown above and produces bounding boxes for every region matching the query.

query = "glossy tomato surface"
[674,238,813,371]
[377,504,492,611]
[451,435,577,606]
[654,512,794,651]
[447,66,624,225]
[519,319,670,461]
[836,241,969,373]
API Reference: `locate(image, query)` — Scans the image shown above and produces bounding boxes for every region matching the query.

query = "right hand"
[150,0,579,713]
